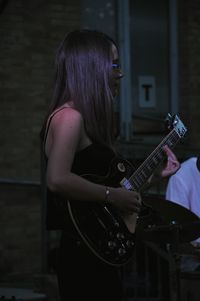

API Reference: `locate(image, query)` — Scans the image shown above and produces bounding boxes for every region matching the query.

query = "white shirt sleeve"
[165,175,190,210]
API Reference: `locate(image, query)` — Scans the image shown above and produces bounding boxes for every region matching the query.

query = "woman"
[41,29,180,301]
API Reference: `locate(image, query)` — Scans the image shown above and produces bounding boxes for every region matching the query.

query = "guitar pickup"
[120,177,133,190]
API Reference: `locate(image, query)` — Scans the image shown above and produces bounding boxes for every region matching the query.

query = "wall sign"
[138,76,156,108]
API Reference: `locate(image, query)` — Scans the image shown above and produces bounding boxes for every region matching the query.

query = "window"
[118,0,178,139]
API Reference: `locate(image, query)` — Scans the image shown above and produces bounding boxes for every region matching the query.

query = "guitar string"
[133,130,179,188]
[128,129,180,190]
[134,130,180,189]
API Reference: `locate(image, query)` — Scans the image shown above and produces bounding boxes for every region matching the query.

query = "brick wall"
[0,0,80,181]
[179,0,200,149]
[0,0,80,284]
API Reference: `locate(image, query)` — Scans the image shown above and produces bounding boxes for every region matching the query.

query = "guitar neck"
[128,128,180,191]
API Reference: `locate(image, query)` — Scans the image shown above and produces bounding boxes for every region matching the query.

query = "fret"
[141,169,147,179]
[132,177,142,189]
[136,174,146,185]
[140,170,148,180]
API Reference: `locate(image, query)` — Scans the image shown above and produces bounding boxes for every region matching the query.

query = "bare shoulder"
[51,107,82,124]
[50,107,83,132]
[45,107,84,157]
[45,104,92,156]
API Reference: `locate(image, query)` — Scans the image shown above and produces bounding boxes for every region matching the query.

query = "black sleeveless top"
[45,143,116,230]
[71,143,115,175]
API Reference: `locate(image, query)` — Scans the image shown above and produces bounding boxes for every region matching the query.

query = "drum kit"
[134,197,200,301]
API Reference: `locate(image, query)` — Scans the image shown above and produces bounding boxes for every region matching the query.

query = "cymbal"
[137,195,200,243]
[143,195,199,222]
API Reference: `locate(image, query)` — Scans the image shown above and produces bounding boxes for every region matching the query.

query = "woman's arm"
[45,108,142,214]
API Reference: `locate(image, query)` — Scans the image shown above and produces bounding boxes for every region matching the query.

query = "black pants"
[56,231,124,301]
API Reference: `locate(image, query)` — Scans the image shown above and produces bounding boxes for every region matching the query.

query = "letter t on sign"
[138,76,156,108]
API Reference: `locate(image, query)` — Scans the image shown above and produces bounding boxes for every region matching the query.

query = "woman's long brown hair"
[41,29,118,149]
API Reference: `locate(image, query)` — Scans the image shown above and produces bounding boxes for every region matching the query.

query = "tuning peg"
[165,113,173,129]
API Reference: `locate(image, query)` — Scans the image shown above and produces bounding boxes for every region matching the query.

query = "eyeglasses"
[112,63,121,70]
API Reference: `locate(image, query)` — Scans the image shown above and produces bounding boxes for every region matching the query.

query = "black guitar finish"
[68,158,136,266]
[67,114,187,266]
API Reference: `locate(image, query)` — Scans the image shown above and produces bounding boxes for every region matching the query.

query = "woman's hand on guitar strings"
[109,187,142,214]
[144,145,180,187]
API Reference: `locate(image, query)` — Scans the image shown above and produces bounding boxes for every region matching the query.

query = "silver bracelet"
[105,187,110,203]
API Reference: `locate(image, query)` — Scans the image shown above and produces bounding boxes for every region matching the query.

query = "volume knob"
[118,248,126,256]
[126,240,135,247]
[108,241,117,249]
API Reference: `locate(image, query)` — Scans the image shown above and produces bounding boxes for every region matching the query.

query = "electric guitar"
[67,114,187,266]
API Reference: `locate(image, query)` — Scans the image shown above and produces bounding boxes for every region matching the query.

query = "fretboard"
[128,128,181,191]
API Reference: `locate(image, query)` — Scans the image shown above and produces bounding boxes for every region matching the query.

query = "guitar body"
[68,157,137,266]
[67,114,187,267]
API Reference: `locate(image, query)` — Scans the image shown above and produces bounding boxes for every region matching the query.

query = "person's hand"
[109,187,142,214]
[160,145,180,177]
